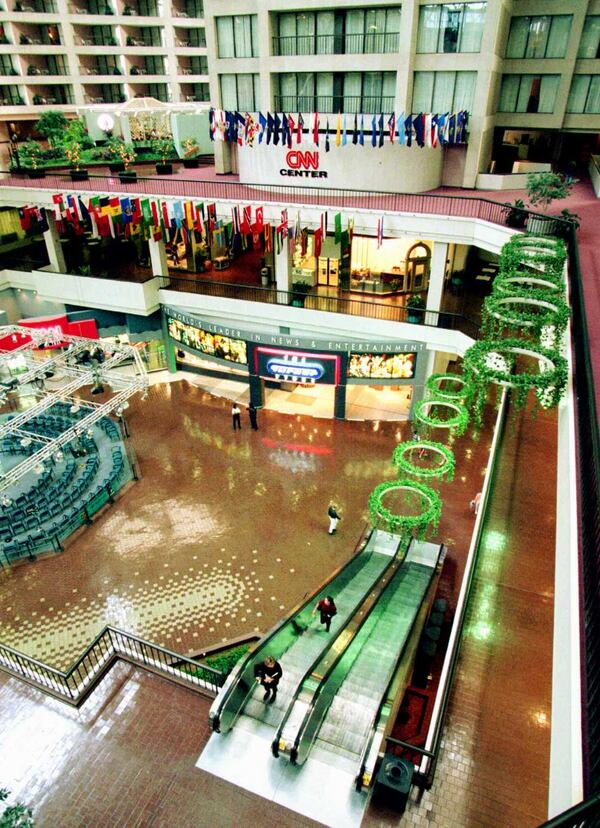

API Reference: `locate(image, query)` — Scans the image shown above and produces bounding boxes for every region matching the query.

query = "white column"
[274,237,289,293]
[43,219,66,274]
[149,237,168,278]
[213,141,232,174]
[425,241,448,326]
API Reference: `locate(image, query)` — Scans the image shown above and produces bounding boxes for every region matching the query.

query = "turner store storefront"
[163,307,431,421]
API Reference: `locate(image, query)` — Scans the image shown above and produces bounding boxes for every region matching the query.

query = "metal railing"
[566,226,600,798]
[538,794,600,827]
[274,94,396,115]
[159,275,481,338]
[0,625,224,706]
[0,169,566,235]
[272,32,400,56]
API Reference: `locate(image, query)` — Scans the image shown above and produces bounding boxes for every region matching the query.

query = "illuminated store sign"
[167,317,247,365]
[348,352,416,380]
[280,150,327,179]
[255,347,340,385]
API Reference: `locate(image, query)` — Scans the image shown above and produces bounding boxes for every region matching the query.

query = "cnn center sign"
[280,151,327,179]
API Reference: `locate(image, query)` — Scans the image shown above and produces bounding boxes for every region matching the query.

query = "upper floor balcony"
[177,55,207,76]
[26,54,67,75]
[272,32,400,58]
[15,22,61,46]
[173,26,205,48]
[120,0,161,18]
[123,25,163,48]
[172,0,203,20]
[11,0,58,13]
[273,93,395,115]
[74,24,117,47]
[69,1,114,15]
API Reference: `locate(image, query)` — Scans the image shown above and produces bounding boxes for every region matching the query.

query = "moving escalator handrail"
[209,523,373,733]
[354,544,444,792]
[271,538,411,758]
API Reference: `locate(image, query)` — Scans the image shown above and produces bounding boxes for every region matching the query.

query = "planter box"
[26,169,45,179]
[407,311,424,324]
[70,169,89,181]
[109,161,125,173]
[156,163,173,175]
[118,170,137,183]
[527,216,559,236]
[183,158,199,169]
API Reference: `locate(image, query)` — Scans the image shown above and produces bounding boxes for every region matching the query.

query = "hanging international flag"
[359,114,365,146]
[18,206,31,231]
[241,205,252,235]
[335,113,341,147]
[281,113,290,148]
[371,114,377,147]
[325,119,330,153]
[334,212,342,244]
[414,114,425,148]
[173,201,184,228]
[397,113,405,146]
[342,114,347,146]
[377,216,384,248]
[119,197,132,224]
[273,112,281,146]
[312,113,319,146]
[297,113,304,144]
[254,206,264,233]
[194,204,205,235]
[425,113,432,148]
[38,207,49,234]
[378,114,384,148]
[347,217,354,243]
[258,112,267,144]
[431,114,439,148]
[352,113,358,145]
[405,114,413,148]
[388,113,396,144]
[264,223,272,253]
[232,206,241,236]
[266,112,274,145]
[314,227,323,258]
[185,202,195,230]
[207,203,217,232]
[320,212,327,236]
[287,114,295,149]
[280,209,288,236]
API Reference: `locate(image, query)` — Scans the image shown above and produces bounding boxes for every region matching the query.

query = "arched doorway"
[406,242,431,293]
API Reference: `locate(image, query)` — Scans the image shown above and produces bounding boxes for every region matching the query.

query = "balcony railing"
[157,276,480,338]
[0,625,224,706]
[273,32,400,57]
[274,95,395,115]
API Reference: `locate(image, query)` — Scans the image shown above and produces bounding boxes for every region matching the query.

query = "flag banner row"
[210,109,468,149]
[26,197,382,260]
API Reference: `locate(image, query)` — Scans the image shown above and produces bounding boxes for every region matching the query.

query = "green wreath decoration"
[425,373,473,403]
[482,292,570,340]
[494,265,565,296]
[463,337,568,426]
[392,440,455,481]
[414,398,469,437]
[368,479,442,538]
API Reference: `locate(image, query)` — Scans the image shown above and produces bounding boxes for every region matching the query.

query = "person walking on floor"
[247,402,259,430]
[328,502,341,534]
[254,655,282,704]
[232,403,242,430]
[313,595,337,632]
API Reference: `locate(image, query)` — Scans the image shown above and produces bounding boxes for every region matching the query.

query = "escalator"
[275,541,442,772]
[209,528,407,735]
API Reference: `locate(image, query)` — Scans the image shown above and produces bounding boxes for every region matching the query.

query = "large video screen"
[167,317,247,365]
[348,352,416,379]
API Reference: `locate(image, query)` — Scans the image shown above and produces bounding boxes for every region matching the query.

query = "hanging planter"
[463,337,568,426]
[414,398,470,437]
[482,292,570,340]
[392,440,455,481]
[368,479,442,539]
[501,235,566,279]
[425,373,473,403]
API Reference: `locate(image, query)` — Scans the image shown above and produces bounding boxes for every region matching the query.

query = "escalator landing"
[197,726,368,828]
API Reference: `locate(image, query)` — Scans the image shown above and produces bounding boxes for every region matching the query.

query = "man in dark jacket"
[254,655,283,703]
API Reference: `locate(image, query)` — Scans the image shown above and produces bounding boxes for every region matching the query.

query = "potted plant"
[182,136,200,168]
[117,143,137,181]
[553,208,581,241]
[501,198,527,229]
[290,280,311,307]
[107,136,126,171]
[153,137,174,174]
[65,139,89,180]
[406,294,426,324]
[21,140,45,177]
[526,172,574,235]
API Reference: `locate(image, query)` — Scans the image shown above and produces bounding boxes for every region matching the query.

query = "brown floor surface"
[0,384,555,828]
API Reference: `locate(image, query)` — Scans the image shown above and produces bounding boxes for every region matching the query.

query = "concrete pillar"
[214,141,232,174]
[149,237,168,279]
[274,235,290,293]
[43,219,67,274]
[425,241,448,326]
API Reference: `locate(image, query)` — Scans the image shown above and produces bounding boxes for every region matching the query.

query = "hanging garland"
[414,398,469,437]
[462,337,568,426]
[500,235,566,279]
[425,373,473,403]
[392,440,455,481]
[368,479,442,539]
[493,269,565,298]
[482,292,570,340]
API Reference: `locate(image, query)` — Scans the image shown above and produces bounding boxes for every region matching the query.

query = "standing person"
[232,402,242,430]
[313,595,337,632]
[247,402,259,431]
[470,492,482,516]
[254,655,282,704]
[328,502,341,534]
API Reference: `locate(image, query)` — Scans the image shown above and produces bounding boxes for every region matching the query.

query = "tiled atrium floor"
[0,381,556,827]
